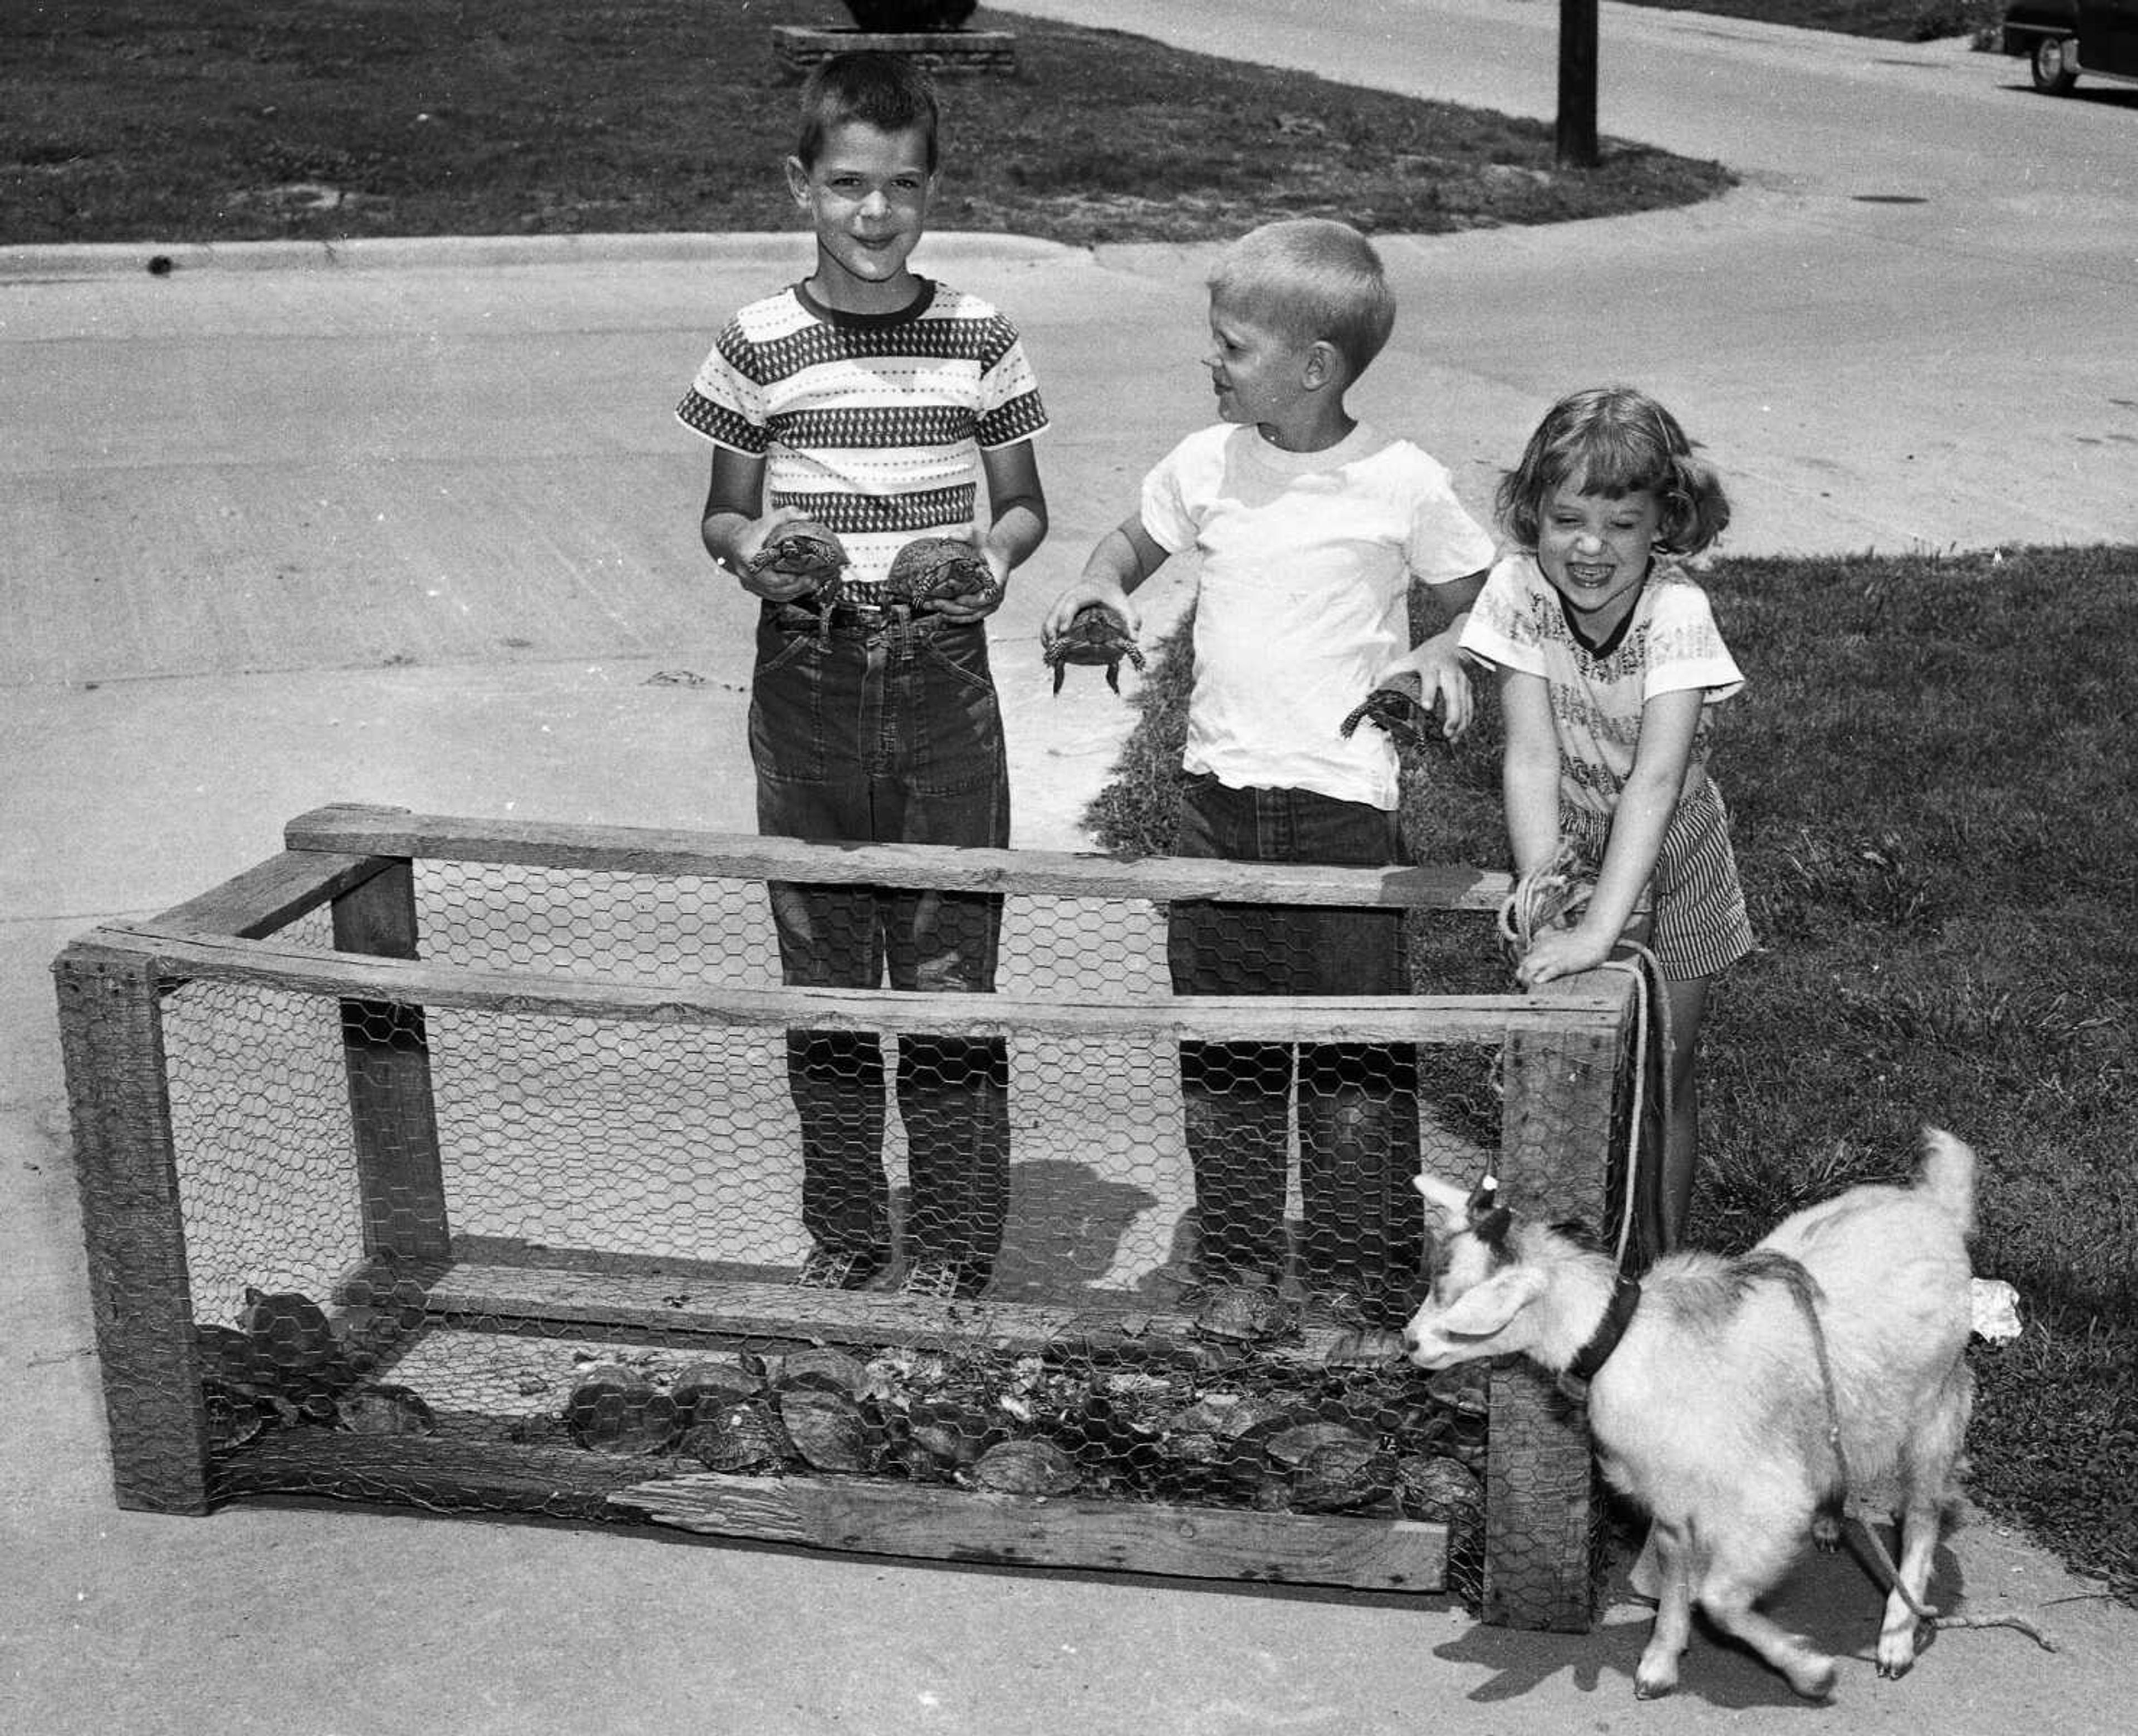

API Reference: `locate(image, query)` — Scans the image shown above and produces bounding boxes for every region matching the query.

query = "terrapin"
[564,1362,680,1456]
[968,1438,1079,1495]
[1044,603,1145,694]
[237,1287,342,1387]
[1337,670,1439,753]
[681,1399,790,1473]
[339,1382,438,1437]
[748,520,849,641]
[885,536,1001,614]
[1189,1281,1300,1346]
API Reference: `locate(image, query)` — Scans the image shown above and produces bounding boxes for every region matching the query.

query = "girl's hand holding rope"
[1513,923,1617,987]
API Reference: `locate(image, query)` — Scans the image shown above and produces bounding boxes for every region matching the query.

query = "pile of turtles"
[558,1340,1486,1524]
[194,1286,437,1450]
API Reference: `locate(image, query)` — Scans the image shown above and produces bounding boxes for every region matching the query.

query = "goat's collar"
[1558,1270,1643,1401]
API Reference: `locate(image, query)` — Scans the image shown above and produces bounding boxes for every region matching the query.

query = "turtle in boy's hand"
[1044,603,1145,694]
[886,536,1001,614]
[748,520,850,640]
[1338,670,1439,752]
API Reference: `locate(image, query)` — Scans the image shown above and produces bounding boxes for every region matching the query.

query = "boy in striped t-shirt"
[676,52,1049,1302]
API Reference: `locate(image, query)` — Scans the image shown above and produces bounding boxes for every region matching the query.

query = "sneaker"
[795,1247,881,1291]
[899,1260,969,1300]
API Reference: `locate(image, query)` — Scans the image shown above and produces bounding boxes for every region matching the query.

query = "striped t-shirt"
[676,278,1048,597]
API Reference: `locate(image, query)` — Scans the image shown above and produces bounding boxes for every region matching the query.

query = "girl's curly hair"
[1497,386,1732,557]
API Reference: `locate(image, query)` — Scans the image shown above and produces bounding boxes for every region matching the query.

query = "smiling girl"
[1462,386,1752,1262]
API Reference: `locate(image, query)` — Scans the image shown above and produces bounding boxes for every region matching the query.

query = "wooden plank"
[70,925,1625,1045]
[1479,972,1634,1632]
[283,804,1513,912]
[615,1473,1449,1592]
[332,860,451,1262]
[149,849,390,940]
[51,945,212,1514]
[210,1427,677,1520]
[413,1262,1368,1369]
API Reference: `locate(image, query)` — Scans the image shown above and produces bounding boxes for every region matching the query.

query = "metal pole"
[1557,0,1600,169]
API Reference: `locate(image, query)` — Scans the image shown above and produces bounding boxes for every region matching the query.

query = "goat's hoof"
[1632,1677,1676,1701]
[1811,1512,1842,1552]
[1788,1657,1839,1702]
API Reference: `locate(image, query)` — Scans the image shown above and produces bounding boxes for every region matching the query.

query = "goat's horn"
[1468,1174,1511,1246]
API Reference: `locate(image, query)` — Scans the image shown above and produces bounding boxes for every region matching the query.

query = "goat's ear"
[1414,1171,1470,1227]
[1436,1266,1549,1339]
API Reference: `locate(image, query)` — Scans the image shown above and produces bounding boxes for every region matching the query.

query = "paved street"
[3,8,2134,1733]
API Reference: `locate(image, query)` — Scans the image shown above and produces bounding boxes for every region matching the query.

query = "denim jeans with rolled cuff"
[751,600,1009,1288]
[1167,773,1424,1316]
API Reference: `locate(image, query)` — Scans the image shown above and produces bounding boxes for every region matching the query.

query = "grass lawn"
[1088,545,2138,1606]
[1,0,1734,247]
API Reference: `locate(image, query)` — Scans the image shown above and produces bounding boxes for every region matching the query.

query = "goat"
[1402,1127,1978,1701]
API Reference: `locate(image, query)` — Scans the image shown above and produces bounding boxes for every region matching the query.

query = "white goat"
[1403,1127,1978,1701]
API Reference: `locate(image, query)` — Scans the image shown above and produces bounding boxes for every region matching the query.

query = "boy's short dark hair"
[795,51,942,174]
[1207,218,1396,382]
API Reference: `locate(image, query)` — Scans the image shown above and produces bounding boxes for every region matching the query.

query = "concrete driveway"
[3,7,2135,1732]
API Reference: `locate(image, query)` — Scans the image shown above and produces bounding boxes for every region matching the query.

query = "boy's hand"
[890,531,1005,622]
[739,513,846,602]
[1041,579,1140,649]
[1412,640,1475,742]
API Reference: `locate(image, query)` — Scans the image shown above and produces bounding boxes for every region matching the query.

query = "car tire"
[2030,35,2079,95]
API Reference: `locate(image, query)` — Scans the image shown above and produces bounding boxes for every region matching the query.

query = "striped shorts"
[1562,777,1755,981]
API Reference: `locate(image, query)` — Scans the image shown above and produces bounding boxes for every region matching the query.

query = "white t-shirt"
[1139,421,1495,810]
[1460,551,1744,818]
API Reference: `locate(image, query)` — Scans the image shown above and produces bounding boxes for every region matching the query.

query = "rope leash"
[1774,1260,2059,1654]
[1497,845,1670,1267]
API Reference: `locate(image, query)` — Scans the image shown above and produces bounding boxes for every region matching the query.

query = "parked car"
[2002,1,2138,95]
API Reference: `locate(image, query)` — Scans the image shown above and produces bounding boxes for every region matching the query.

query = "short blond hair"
[1207,218,1396,381]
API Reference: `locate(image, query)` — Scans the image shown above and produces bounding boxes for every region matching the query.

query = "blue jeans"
[751,601,1009,1284]
[1168,774,1423,1313]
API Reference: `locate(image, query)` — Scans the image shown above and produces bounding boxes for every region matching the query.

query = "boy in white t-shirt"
[1042,219,1493,1339]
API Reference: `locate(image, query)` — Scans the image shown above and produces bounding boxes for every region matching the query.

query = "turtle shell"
[202,1379,272,1452]
[1337,671,1435,751]
[237,1287,340,1384]
[1425,1365,1490,1419]
[753,521,848,589]
[1395,1454,1484,1524]
[777,1385,875,1473]
[885,536,999,610]
[773,1346,869,1395]
[339,1382,438,1437]
[1191,1283,1300,1343]
[565,1363,681,1456]
[1291,1436,1397,1514]
[682,1399,791,1473]
[670,1359,764,1426]
[1044,604,1145,692]
[969,1438,1080,1495]
[900,1396,1001,1474]
[195,1322,271,1389]
[1169,1391,1289,1444]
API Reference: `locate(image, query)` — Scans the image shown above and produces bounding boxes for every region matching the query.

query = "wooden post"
[1482,978,1628,1629]
[331,859,450,1262]
[1557,0,1600,169]
[53,945,212,1513]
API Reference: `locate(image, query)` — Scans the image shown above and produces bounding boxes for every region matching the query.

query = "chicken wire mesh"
[60,830,1634,1621]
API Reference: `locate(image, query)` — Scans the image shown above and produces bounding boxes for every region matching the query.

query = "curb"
[0,229,1091,280]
